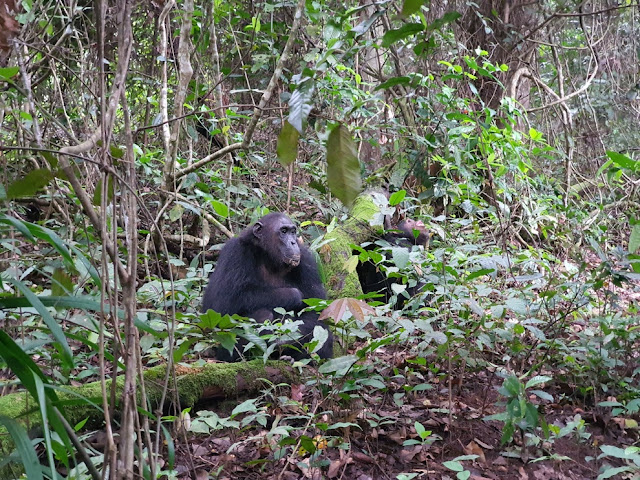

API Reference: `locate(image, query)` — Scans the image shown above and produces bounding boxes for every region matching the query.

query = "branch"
[171,0,307,182]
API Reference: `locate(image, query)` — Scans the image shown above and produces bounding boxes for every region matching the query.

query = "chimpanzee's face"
[253,213,301,267]
[397,219,430,246]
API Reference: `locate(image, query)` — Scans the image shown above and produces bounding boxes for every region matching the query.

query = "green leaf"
[391,247,410,269]
[172,338,196,363]
[0,66,19,81]
[276,120,300,166]
[51,269,73,296]
[287,77,315,134]
[27,222,74,266]
[466,268,495,281]
[0,415,44,480]
[326,124,361,207]
[210,200,229,218]
[381,23,424,48]
[318,354,358,376]
[110,145,124,159]
[169,203,184,222]
[375,76,410,91]
[232,399,258,417]
[389,190,406,206]
[443,460,463,472]
[629,224,640,253]
[92,176,114,206]
[401,0,424,17]
[525,375,552,389]
[426,11,461,32]
[7,169,55,199]
[3,277,74,370]
[606,151,639,171]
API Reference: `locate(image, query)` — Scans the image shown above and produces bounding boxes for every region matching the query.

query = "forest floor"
[172,337,635,480]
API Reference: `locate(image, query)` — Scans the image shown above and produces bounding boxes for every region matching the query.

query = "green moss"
[322,193,381,299]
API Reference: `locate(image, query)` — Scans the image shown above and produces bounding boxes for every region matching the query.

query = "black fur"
[357,218,429,308]
[202,213,333,361]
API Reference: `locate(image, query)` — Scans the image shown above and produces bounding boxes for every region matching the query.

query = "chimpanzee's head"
[396,218,430,246]
[252,213,301,267]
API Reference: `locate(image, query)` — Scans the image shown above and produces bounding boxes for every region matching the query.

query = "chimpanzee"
[202,212,333,361]
[356,218,430,309]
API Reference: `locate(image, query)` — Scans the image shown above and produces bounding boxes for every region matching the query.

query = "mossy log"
[320,192,384,299]
[0,360,299,454]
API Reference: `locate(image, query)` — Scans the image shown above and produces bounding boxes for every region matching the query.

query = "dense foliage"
[0,0,639,479]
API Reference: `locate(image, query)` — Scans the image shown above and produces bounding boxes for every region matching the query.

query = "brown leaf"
[462,440,486,464]
[398,445,422,463]
[290,383,304,402]
[387,425,408,445]
[319,297,375,323]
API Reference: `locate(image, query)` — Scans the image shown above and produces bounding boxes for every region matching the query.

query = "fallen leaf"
[462,440,486,464]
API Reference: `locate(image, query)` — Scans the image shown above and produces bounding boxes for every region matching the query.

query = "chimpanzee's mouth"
[287,255,301,267]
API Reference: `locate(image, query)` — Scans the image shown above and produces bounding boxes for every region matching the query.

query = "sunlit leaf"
[0,66,19,81]
[326,124,361,207]
[629,224,640,254]
[276,120,299,166]
[401,0,424,17]
[607,150,638,171]
[169,203,184,222]
[389,190,406,205]
[287,77,315,134]
[51,269,73,296]
[7,169,55,199]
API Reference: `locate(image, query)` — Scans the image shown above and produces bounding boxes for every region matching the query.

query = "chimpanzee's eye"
[280,227,288,234]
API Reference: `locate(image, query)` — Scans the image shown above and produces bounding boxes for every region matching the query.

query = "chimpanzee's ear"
[253,221,264,239]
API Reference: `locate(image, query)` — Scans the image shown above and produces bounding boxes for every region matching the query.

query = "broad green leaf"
[525,375,552,389]
[375,76,410,91]
[381,23,424,48]
[389,190,406,205]
[318,354,358,376]
[232,399,258,416]
[169,203,184,222]
[401,0,424,17]
[606,151,638,171]
[51,269,73,296]
[173,338,196,363]
[466,268,495,281]
[287,77,315,134]
[0,415,44,480]
[343,255,359,274]
[110,145,124,159]
[426,11,461,31]
[391,247,410,269]
[0,66,19,81]
[276,120,300,166]
[92,176,114,206]
[210,200,229,218]
[629,224,640,253]
[7,169,55,199]
[326,124,361,207]
[4,277,74,370]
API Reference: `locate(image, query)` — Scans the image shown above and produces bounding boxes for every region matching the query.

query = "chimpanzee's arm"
[291,248,327,300]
